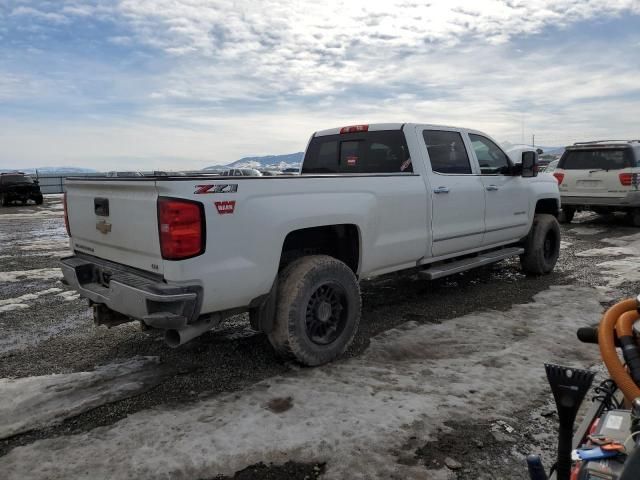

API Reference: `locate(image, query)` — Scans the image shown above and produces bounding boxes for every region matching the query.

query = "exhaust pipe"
[165,314,220,348]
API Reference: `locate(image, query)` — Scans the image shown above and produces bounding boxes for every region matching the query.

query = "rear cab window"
[302,130,412,174]
[558,148,636,170]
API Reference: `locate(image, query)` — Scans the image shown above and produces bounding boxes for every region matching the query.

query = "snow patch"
[0,357,164,440]
[0,311,93,354]
[577,246,636,257]
[0,268,63,283]
[560,240,572,250]
[18,239,69,251]
[0,287,62,308]
[0,286,604,480]
[573,233,640,287]
[568,226,606,236]
[0,210,63,219]
[56,290,81,301]
[596,258,640,288]
[0,304,29,313]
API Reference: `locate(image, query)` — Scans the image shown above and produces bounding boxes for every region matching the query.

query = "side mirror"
[521,151,538,178]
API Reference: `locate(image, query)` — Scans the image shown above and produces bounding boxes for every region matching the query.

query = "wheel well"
[280,224,360,274]
[535,198,559,217]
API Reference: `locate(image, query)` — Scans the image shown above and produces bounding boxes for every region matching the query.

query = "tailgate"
[66,179,163,274]
[561,168,610,197]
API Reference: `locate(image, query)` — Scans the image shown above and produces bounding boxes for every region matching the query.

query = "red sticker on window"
[215,201,236,215]
[347,155,358,166]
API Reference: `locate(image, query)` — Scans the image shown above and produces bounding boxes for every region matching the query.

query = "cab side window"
[469,134,511,174]
[422,130,472,174]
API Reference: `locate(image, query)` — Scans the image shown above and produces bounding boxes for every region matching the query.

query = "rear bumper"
[60,255,202,330]
[561,192,640,208]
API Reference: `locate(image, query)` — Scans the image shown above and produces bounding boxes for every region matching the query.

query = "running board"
[419,247,524,280]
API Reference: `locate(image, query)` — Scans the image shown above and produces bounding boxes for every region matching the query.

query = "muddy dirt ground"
[1,196,638,479]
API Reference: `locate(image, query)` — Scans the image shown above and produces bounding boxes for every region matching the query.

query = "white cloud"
[10,6,68,24]
[1,1,640,168]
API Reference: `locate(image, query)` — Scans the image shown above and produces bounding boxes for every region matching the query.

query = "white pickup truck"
[61,123,561,365]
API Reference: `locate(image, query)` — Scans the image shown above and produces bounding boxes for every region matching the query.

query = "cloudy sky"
[1,0,639,170]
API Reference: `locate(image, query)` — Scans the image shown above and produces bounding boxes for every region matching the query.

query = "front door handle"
[486,185,499,191]
[433,186,450,194]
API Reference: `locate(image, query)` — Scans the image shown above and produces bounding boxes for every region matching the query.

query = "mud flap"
[249,281,278,334]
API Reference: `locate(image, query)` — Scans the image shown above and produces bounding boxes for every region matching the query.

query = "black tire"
[520,214,561,275]
[35,195,43,205]
[591,207,610,216]
[0,194,5,207]
[268,255,361,366]
[558,207,575,224]
[628,209,640,227]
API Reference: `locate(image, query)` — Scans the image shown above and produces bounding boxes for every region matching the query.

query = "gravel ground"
[0,196,638,478]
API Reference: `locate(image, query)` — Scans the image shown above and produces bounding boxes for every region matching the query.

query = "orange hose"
[616,310,640,338]
[598,299,640,403]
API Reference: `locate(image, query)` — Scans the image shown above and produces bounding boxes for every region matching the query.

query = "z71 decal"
[194,184,238,194]
[215,201,236,215]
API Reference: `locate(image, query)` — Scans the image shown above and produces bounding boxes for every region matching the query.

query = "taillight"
[553,172,564,184]
[63,192,71,236]
[158,198,205,260]
[339,124,369,134]
[619,173,636,186]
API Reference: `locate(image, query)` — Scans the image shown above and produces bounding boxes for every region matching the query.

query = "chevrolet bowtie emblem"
[96,220,112,234]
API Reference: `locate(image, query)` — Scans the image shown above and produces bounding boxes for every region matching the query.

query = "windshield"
[559,148,635,170]
[1,174,33,184]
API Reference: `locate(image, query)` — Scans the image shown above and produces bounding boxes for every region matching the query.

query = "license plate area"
[576,180,602,188]
[75,263,112,287]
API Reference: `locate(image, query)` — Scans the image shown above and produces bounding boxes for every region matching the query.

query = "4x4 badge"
[96,220,112,234]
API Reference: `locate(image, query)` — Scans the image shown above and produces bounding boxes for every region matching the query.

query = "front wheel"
[520,214,561,275]
[268,255,361,366]
[34,195,43,205]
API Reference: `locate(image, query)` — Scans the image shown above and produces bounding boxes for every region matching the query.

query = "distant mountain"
[204,152,304,171]
[0,167,98,175]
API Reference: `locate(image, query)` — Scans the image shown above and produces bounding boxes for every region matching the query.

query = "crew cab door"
[421,128,486,256]
[467,133,530,245]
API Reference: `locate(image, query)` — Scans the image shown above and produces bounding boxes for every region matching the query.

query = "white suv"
[554,140,640,225]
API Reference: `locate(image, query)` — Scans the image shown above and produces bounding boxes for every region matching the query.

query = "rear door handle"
[433,186,450,194]
[486,185,499,191]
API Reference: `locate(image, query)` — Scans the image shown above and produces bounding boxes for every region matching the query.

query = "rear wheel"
[0,194,7,207]
[558,207,575,224]
[520,214,561,275]
[34,195,43,205]
[268,255,361,366]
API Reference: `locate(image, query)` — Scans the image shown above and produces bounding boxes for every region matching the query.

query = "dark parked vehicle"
[0,173,44,206]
